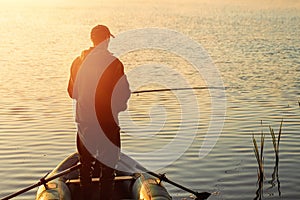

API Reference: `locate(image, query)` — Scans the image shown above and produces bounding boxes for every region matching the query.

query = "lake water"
[0,1,299,199]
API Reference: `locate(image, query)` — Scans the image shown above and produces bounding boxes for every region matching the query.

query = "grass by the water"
[252,121,265,183]
[252,120,283,200]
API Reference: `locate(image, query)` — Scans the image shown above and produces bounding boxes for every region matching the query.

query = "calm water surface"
[0,1,299,199]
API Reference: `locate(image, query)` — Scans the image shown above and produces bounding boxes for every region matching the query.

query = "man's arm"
[67,57,81,98]
[112,60,131,112]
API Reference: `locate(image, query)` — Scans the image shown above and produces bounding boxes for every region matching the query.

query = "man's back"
[67,24,130,200]
[71,44,130,167]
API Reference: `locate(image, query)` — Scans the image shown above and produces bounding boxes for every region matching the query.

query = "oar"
[1,163,81,200]
[137,165,211,200]
[118,153,211,200]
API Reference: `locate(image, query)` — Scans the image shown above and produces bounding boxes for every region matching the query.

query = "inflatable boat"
[35,152,172,200]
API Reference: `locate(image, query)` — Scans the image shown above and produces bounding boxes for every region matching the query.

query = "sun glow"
[1,0,299,9]
[0,0,85,7]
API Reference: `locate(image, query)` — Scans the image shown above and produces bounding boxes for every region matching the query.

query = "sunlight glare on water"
[0,1,299,199]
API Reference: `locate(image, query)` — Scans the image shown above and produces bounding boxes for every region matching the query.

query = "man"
[67,25,130,199]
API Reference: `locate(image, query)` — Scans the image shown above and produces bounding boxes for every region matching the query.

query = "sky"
[0,0,299,9]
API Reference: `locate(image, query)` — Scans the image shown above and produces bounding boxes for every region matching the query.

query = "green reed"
[252,121,265,182]
[269,120,283,165]
[253,120,283,199]
[269,120,283,197]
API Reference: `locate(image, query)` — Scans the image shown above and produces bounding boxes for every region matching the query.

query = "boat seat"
[66,175,136,184]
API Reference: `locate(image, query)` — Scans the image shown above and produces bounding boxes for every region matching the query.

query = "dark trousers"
[77,134,116,200]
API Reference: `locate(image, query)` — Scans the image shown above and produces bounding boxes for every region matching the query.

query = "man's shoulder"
[81,48,94,59]
[111,56,123,66]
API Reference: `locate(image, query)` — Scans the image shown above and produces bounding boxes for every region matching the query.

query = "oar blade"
[195,191,211,200]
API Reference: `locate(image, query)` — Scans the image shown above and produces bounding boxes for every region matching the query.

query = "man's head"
[90,25,114,46]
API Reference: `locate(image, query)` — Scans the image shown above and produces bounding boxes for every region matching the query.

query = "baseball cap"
[90,25,115,44]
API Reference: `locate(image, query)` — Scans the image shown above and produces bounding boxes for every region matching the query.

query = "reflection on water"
[0,1,300,200]
[268,162,281,197]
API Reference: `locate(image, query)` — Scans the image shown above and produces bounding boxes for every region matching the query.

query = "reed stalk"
[253,120,283,199]
[252,127,265,182]
[269,120,283,165]
[252,121,265,200]
[269,120,283,196]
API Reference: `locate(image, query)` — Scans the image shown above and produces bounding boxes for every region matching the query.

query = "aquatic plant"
[269,120,283,196]
[269,120,283,165]
[253,120,283,199]
[252,122,265,182]
[253,122,265,200]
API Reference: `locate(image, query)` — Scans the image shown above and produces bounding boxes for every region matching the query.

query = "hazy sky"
[1,0,300,9]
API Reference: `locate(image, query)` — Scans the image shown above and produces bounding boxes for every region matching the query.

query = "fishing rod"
[132,86,230,94]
